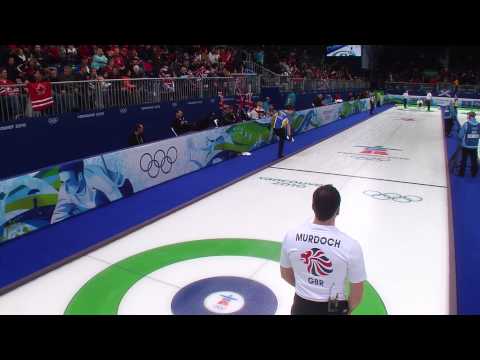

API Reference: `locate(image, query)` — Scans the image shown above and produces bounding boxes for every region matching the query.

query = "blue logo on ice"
[171,276,278,315]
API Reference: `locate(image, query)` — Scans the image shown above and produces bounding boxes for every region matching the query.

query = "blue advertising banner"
[1,91,368,180]
[0,99,371,244]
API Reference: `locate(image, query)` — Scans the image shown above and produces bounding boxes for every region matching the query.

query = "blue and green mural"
[0,99,371,244]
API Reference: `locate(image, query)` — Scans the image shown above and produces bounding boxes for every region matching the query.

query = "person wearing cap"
[457,111,479,177]
[270,104,294,158]
[280,184,366,315]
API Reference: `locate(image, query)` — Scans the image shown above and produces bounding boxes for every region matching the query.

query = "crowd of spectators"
[169,88,370,138]
[384,65,480,87]
[0,44,369,122]
[245,46,366,81]
[0,44,367,91]
[0,45,250,85]
[378,47,480,86]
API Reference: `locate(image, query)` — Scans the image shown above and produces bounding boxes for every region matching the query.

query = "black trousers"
[459,147,479,177]
[370,101,374,114]
[445,118,454,136]
[403,99,407,109]
[426,99,431,111]
[273,127,287,158]
[291,294,349,315]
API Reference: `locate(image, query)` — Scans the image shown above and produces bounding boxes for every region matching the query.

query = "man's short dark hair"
[284,104,295,111]
[134,123,143,131]
[312,185,341,221]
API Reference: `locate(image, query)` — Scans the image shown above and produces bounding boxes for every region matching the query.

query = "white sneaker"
[241,152,252,156]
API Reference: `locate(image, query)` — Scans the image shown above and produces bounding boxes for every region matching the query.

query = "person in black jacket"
[5,57,21,82]
[312,94,324,107]
[196,111,222,130]
[171,110,192,136]
[222,105,239,125]
[128,123,144,146]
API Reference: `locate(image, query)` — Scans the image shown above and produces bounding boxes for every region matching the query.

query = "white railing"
[385,81,480,95]
[0,75,369,122]
[0,76,260,122]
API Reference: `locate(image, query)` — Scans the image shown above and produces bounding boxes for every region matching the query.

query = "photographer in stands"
[171,109,192,136]
[128,123,145,146]
[312,94,324,107]
[222,104,239,125]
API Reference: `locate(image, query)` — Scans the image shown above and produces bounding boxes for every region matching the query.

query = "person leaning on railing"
[57,65,80,112]
[0,68,21,121]
[91,48,108,71]
[24,69,54,117]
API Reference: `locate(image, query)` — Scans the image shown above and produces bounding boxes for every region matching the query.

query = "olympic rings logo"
[140,146,178,178]
[363,190,423,203]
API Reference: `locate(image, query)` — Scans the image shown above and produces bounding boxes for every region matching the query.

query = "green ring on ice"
[64,239,388,315]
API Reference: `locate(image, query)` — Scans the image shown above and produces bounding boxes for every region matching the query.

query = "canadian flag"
[27,81,54,111]
[236,92,254,111]
[0,80,20,96]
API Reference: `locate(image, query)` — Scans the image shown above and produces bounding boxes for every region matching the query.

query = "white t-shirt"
[403,92,408,99]
[426,93,432,100]
[280,220,366,302]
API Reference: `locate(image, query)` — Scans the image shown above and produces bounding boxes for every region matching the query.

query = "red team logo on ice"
[360,146,389,156]
[301,248,333,276]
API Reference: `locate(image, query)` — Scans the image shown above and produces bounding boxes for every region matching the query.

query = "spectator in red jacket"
[78,45,93,60]
[121,69,136,91]
[103,59,116,77]
[0,68,17,95]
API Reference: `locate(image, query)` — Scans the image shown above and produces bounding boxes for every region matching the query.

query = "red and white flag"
[218,91,225,110]
[236,92,254,111]
[0,79,20,96]
[27,81,54,111]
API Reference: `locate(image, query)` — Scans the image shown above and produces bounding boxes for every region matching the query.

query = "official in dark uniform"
[271,104,294,158]
[458,111,480,177]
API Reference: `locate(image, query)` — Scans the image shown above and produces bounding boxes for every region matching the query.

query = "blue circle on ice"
[171,276,278,315]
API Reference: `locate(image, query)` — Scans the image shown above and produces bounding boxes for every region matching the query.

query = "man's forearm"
[348,282,364,314]
[283,273,295,286]
[280,267,295,287]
